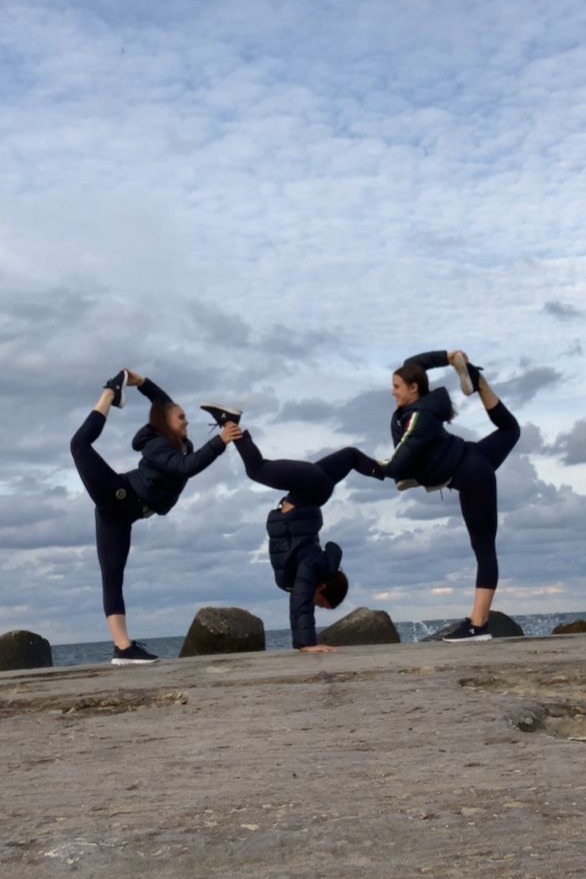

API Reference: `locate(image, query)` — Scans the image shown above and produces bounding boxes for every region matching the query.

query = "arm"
[126,370,174,405]
[142,434,227,478]
[289,555,326,650]
[403,350,449,372]
[381,411,437,479]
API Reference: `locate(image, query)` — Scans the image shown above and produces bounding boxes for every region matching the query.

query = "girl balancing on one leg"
[381,350,521,643]
[70,371,242,665]
[200,404,385,653]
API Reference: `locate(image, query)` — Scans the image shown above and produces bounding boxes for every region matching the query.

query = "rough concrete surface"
[2,636,586,879]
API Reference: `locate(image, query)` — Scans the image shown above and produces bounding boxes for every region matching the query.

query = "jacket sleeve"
[289,554,327,649]
[142,435,226,478]
[137,378,174,406]
[403,351,449,372]
[381,411,438,479]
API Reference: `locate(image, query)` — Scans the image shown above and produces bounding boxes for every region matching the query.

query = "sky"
[1,0,585,646]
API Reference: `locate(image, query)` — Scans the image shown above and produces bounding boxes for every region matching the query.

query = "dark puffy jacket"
[382,351,466,486]
[125,378,226,515]
[266,505,341,649]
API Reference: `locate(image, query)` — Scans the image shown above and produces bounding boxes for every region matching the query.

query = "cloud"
[493,367,563,406]
[551,419,586,465]
[543,301,583,320]
[1,0,586,645]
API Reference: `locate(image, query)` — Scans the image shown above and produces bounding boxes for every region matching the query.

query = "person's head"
[149,400,188,450]
[314,570,349,609]
[392,363,429,408]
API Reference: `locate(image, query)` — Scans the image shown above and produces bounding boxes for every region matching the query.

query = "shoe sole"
[111,657,159,665]
[396,479,420,491]
[200,402,242,416]
[442,634,493,643]
[200,403,242,426]
[117,370,129,409]
[452,353,474,396]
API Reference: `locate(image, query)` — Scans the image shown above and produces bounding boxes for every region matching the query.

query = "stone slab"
[2,635,586,878]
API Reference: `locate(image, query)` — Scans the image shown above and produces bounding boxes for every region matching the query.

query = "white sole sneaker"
[442,633,493,643]
[452,353,474,396]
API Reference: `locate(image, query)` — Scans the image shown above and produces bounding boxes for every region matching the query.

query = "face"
[313,584,332,609]
[392,374,420,408]
[166,406,189,440]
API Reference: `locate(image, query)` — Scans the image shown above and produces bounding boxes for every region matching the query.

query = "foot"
[395,478,421,491]
[452,353,483,396]
[111,640,159,665]
[200,403,242,427]
[442,618,492,643]
[104,369,128,408]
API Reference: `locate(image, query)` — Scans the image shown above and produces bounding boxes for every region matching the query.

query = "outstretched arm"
[381,410,437,479]
[126,370,174,406]
[289,556,337,653]
[403,350,449,371]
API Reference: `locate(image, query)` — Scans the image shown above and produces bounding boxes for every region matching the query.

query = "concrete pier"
[2,636,586,878]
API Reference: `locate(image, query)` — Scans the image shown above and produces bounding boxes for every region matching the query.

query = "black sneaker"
[111,640,159,665]
[442,618,492,643]
[200,403,242,427]
[452,353,483,396]
[104,369,128,408]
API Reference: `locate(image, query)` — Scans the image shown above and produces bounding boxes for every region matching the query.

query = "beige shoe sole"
[452,352,474,396]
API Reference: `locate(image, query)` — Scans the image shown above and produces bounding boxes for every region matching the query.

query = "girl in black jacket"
[382,350,520,642]
[70,370,241,664]
[200,407,384,653]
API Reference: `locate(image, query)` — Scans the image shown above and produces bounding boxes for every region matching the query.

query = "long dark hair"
[393,363,456,422]
[393,363,429,397]
[149,400,184,451]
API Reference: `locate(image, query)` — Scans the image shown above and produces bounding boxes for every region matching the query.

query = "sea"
[51,610,586,667]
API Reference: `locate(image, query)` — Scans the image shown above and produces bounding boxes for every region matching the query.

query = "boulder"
[319,607,400,646]
[0,630,53,671]
[552,619,586,635]
[422,610,524,641]
[180,607,266,656]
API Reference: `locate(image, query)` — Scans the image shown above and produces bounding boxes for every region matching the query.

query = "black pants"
[234,430,382,506]
[450,401,520,590]
[70,411,143,617]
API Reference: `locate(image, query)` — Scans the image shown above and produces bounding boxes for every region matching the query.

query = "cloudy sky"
[1,0,585,646]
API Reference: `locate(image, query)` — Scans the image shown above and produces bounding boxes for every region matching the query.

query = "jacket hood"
[402,387,454,423]
[132,423,157,451]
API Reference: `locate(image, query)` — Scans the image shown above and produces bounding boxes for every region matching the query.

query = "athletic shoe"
[111,641,159,665]
[200,403,242,427]
[452,353,483,396]
[104,369,128,408]
[395,478,450,493]
[442,618,492,643]
[396,478,420,491]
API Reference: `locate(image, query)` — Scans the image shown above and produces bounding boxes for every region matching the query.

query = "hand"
[125,369,145,387]
[220,422,243,444]
[298,645,337,654]
[447,350,467,366]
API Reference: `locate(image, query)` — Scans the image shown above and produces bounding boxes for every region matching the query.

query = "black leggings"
[234,430,382,506]
[449,401,520,590]
[70,410,143,617]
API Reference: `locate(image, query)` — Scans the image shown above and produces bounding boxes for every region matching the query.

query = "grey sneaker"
[200,403,242,427]
[452,353,483,396]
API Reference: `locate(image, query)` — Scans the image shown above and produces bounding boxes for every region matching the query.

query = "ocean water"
[51,610,586,668]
